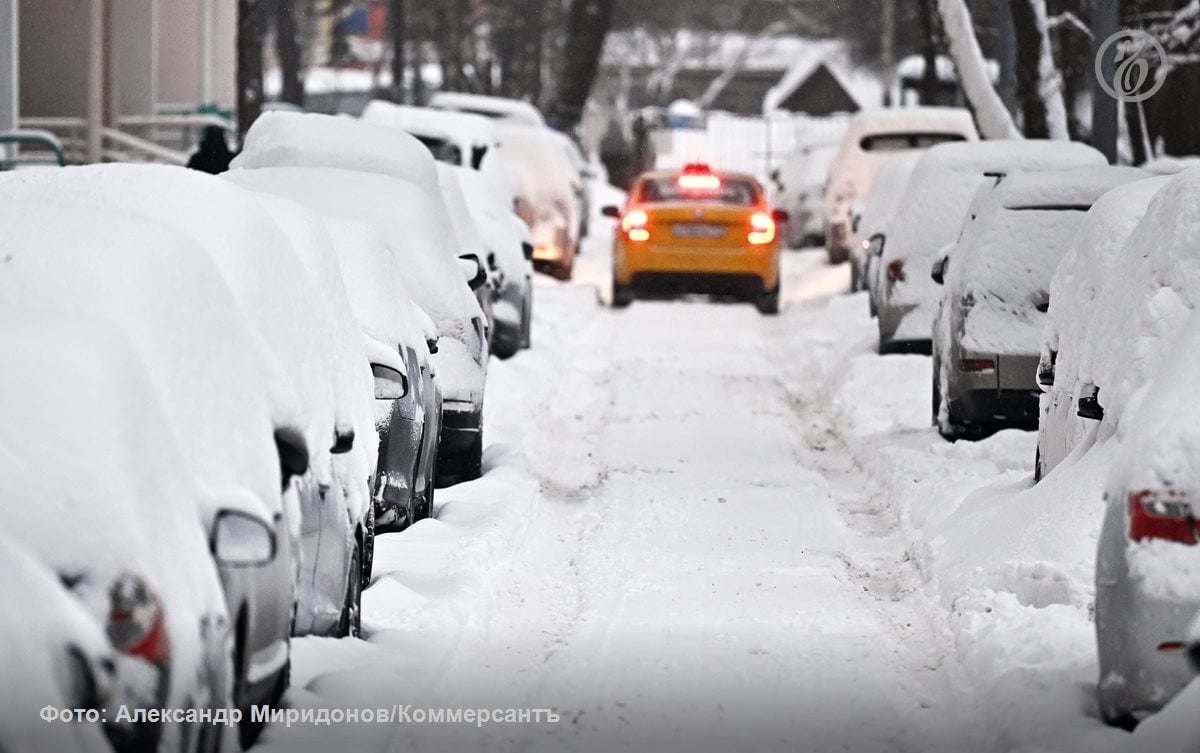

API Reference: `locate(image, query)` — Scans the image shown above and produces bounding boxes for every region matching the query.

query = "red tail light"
[748,212,776,245]
[959,358,996,373]
[106,574,169,665]
[886,259,905,283]
[1128,490,1197,545]
[678,173,721,190]
[621,209,650,242]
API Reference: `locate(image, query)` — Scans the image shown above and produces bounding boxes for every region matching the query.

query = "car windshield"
[860,132,968,151]
[638,177,758,206]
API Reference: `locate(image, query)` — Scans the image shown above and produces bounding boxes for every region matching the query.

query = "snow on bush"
[1038,177,1169,477]
[879,140,1106,342]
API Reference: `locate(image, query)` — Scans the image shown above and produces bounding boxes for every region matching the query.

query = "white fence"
[652,113,848,185]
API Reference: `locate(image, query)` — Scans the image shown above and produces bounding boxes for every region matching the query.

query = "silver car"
[930,167,1145,438]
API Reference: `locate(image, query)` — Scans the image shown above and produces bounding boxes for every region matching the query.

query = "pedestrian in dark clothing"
[186,126,234,175]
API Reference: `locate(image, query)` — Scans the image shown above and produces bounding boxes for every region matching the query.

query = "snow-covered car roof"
[1065,166,1200,428]
[0,310,229,710]
[428,91,547,127]
[0,198,286,523]
[362,100,499,164]
[233,110,439,190]
[947,166,1148,354]
[225,165,482,341]
[0,164,345,488]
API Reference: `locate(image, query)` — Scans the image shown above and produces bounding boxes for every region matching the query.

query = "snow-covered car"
[930,166,1146,439]
[2,163,369,643]
[823,106,978,264]
[1096,310,1200,728]
[855,152,920,302]
[553,129,593,241]
[434,161,497,343]
[497,122,584,280]
[1034,177,1170,481]
[232,111,491,485]
[0,204,297,750]
[0,531,117,753]
[452,164,535,357]
[875,140,1106,354]
[773,140,840,249]
[322,217,444,531]
[428,90,547,127]
[223,189,387,636]
[0,312,236,753]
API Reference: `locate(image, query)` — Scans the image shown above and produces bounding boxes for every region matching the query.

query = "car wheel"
[554,261,574,281]
[611,282,633,309]
[361,507,375,590]
[521,297,532,350]
[1034,445,1043,483]
[338,543,363,638]
[754,285,780,316]
[931,373,941,427]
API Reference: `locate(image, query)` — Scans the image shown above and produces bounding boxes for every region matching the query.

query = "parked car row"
[843,116,1200,732]
[0,93,585,752]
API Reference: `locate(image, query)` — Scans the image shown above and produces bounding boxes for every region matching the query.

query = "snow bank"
[1039,177,1169,476]
[880,140,1106,342]
[233,110,439,190]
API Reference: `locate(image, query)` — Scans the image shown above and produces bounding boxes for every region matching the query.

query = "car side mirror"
[458,253,488,291]
[372,363,409,400]
[273,427,309,490]
[931,256,948,286]
[1077,384,1104,421]
[330,429,355,455]
[771,209,789,224]
[211,510,276,567]
[601,205,621,219]
[868,233,885,257]
[426,337,439,355]
[521,241,534,261]
[1036,351,1056,392]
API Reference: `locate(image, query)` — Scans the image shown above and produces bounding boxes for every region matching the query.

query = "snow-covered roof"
[361,100,500,160]
[0,197,286,524]
[763,40,882,113]
[234,110,440,190]
[949,166,1149,354]
[428,91,546,127]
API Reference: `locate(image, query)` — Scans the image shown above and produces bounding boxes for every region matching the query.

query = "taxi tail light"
[106,574,169,665]
[678,173,722,190]
[1128,490,1197,545]
[959,358,995,373]
[748,211,776,245]
[622,209,650,243]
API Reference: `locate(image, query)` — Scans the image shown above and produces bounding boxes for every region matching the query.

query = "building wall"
[157,0,235,110]
[19,0,89,117]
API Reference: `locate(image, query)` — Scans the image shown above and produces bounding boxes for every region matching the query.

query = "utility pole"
[880,0,895,106]
[1092,0,1119,163]
[87,0,105,163]
[0,0,16,144]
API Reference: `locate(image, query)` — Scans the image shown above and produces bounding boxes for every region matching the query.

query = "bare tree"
[550,0,617,129]
[275,0,305,106]
[388,0,407,102]
[1010,0,1068,138]
[938,0,1022,138]
[238,0,267,141]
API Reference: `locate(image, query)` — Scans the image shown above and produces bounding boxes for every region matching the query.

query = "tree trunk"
[237,0,266,143]
[274,0,304,106]
[1010,0,1068,138]
[938,0,1022,139]
[388,0,406,102]
[920,0,940,105]
[549,0,615,129]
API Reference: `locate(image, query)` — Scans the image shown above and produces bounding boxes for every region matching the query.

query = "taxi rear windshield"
[638,177,759,206]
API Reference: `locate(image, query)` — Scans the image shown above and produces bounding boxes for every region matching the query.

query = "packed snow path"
[258,248,997,753]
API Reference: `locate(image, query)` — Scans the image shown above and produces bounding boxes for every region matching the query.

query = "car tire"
[1034,445,1043,483]
[754,285,780,316]
[338,543,363,639]
[931,373,941,427]
[521,296,532,350]
[554,261,574,281]
[611,282,633,309]
[361,507,375,590]
[492,328,521,360]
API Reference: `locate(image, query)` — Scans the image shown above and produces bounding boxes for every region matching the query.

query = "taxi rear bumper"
[615,242,779,290]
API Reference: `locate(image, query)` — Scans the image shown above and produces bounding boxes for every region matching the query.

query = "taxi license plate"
[671,223,726,239]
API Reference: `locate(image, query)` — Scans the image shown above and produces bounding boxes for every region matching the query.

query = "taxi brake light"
[622,209,650,243]
[748,211,776,245]
[678,174,722,190]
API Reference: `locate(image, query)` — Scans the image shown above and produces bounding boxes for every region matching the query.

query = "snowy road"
[256,205,1127,752]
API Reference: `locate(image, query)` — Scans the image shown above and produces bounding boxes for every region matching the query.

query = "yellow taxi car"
[602,164,787,314]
